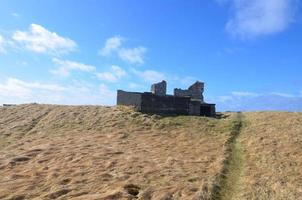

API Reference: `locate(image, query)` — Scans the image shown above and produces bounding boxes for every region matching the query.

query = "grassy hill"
[0,104,301,200]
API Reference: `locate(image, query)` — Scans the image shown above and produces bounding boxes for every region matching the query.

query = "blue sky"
[0,0,302,111]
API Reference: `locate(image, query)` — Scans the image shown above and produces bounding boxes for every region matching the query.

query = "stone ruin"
[174,81,204,101]
[151,80,167,96]
[2,104,16,107]
[117,80,216,117]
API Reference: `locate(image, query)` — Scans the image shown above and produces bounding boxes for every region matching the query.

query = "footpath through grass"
[211,112,245,200]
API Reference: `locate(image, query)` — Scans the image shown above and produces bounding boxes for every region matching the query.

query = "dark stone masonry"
[117,80,216,117]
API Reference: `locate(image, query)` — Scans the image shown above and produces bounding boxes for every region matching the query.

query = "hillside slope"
[0,105,301,200]
[0,104,233,200]
[237,112,302,200]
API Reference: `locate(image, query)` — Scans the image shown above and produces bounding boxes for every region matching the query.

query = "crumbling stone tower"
[151,80,167,96]
[174,81,204,102]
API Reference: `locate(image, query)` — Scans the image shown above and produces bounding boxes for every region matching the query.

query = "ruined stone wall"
[200,103,216,117]
[140,93,191,115]
[188,81,204,100]
[117,90,142,110]
[174,81,204,101]
[189,100,201,116]
[174,89,204,102]
[151,81,166,96]
[117,80,216,117]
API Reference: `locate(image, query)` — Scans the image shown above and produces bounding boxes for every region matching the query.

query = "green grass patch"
[211,113,245,200]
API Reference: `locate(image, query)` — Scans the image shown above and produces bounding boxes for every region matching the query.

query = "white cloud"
[99,36,147,65]
[210,90,302,111]
[128,82,141,89]
[12,12,20,18]
[225,0,299,39]
[0,78,65,99]
[231,91,259,97]
[17,80,65,91]
[131,68,166,83]
[96,65,126,83]
[57,83,116,106]
[217,95,234,102]
[99,36,123,56]
[99,84,116,104]
[112,65,126,78]
[214,91,299,103]
[118,47,146,65]
[59,82,116,105]
[269,92,296,98]
[51,58,96,77]
[0,35,6,53]
[96,72,117,82]
[12,24,76,55]
[173,76,198,86]
[0,78,116,106]
[0,78,31,98]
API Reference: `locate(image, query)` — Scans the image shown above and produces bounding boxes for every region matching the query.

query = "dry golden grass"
[0,104,234,200]
[238,112,302,200]
[2,105,302,200]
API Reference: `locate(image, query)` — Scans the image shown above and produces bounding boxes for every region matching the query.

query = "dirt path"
[211,112,245,200]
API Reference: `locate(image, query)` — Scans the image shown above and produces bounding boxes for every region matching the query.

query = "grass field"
[237,112,302,200]
[0,104,301,199]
